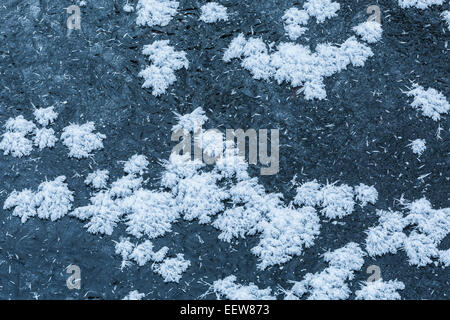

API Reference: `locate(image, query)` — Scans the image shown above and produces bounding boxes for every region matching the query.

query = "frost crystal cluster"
[136,0,179,27]
[406,84,449,121]
[212,276,275,300]
[199,2,228,23]
[61,122,106,158]
[353,21,383,43]
[139,40,189,96]
[355,279,405,300]
[397,0,445,9]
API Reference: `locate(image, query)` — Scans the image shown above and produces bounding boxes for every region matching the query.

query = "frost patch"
[123,290,145,300]
[282,8,309,40]
[85,170,109,189]
[285,243,365,300]
[139,40,189,96]
[303,0,340,23]
[353,21,383,43]
[61,122,106,158]
[136,0,179,27]
[442,10,450,30]
[199,2,228,23]
[153,254,191,283]
[4,176,74,223]
[34,107,58,126]
[33,128,57,150]
[406,84,449,121]
[409,138,426,156]
[397,0,445,9]
[224,34,373,100]
[212,275,275,300]
[0,116,35,157]
[355,279,405,300]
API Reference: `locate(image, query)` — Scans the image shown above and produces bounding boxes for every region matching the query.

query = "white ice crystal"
[403,232,440,267]
[4,176,73,223]
[33,128,57,150]
[355,184,378,206]
[439,249,450,267]
[303,0,340,23]
[123,189,179,239]
[85,170,109,189]
[353,21,383,43]
[397,0,445,9]
[0,131,33,157]
[172,107,208,133]
[199,2,228,23]
[224,34,373,100]
[129,240,157,266]
[355,279,405,300]
[123,3,135,13]
[123,290,145,300]
[252,206,320,270]
[409,139,426,156]
[139,40,189,96]
[442,10,450,30]
[34,107,58,126]
[153,254,191,283]
[365,210,407,257]
[136,0,179,27]
[319,183,355,219]
[4,115,35,134]
[282,8,309,40]
[212,275,275,300]
[407,84,449,121]
[0,116,36,157]
[61,122,106,158]
[287,243,365,300]
[124,154,149,175]
[294,180,322,207]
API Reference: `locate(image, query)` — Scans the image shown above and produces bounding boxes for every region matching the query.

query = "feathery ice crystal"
[224,34,373,100]
[406,84,449,121]
[212,276,275,300]
[139,40,189,96]
[123,290,145,300]
[85,170,110,189]
[61,122,106,158]
[0,116,35,157]
[303,0,340,23]
[397,0,445,9]
[355,279,405,300]
[409,139,426,156]
[4,176,73,223]
[136,0,179,27]
[34,107,58,126]
[442,11,450,30]
[282,8,309,40]
[353,21,383,43]
[153,254,191,283]
[199,2,228,23]
[286,243,365,300]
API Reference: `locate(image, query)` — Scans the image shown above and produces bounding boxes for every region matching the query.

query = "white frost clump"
[136,0,179,27]
[212,276,275,300]
[85,170,109,189]
[153,254,191,283]
[224,34,373,100]
[409,139,426,156]
[397,0,444,10]
[252,206,320,270]
[407,84,449,121]
[61,122,106,158]
[294,180,322,207]
[355,279,405,300]
[33,128,57,150]
[442,11,450,30]
[365,210,407,257]
[282,8,309,40]
[4,176,74,223]
[123,290,145,300]
[115,238,169,267]
[286,243,365,300]
[34,107,58,126]
[199,2,228,23]
[139,40,189,96]
[123,3,135,13]
[320,183,355,219]
[439,249,450,267]
[172,107,208,133]
[353,21,383,43]
[303,0,340,23]
[355,184,378,206]
[124,154,149,175]
[365,198,449,268]
[0,116,35,157]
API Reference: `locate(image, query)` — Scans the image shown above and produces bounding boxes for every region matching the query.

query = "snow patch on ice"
[212,275,275,300]
[199,2,228,23]
[406,84,449,121]
[136,0,179,27]
[61,122,106,159]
